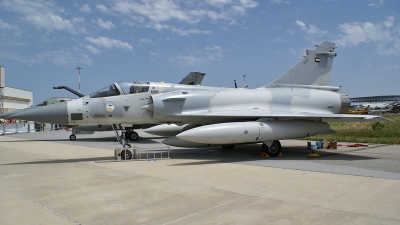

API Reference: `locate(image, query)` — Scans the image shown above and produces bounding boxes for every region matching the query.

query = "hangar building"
[0,66,33,114]
[350,95,400,104]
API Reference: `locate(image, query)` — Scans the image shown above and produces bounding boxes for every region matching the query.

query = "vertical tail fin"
[179,72,206,85]
[265,41,336,88]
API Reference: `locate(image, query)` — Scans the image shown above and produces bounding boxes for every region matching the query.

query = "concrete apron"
[0,136,399,224]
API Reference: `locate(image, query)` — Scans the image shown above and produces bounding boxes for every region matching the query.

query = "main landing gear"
[220,141,282,158]
[261,140,282,157]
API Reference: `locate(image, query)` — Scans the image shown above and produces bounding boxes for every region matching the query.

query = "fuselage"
[65,82,350,126]
[6,81,350,126]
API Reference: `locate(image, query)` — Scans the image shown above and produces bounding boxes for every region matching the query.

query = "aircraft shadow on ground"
[1,139,378,166]
[1,147,377,166]
[2,157,113,165]
[168,144,379,166]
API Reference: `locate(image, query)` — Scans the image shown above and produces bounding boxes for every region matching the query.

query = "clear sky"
[0,0,399,105]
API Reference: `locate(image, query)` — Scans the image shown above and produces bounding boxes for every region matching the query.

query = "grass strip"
[301,115,400,145]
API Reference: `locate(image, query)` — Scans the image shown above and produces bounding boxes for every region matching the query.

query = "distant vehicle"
[391,103,400,113]
[369,102,390,110]
[347,105,370,114]
[370,102,400,114]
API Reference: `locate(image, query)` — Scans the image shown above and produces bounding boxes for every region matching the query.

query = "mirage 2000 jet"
[4,41,390,157]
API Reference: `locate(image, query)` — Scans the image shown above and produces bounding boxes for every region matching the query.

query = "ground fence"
[0,122,36,135]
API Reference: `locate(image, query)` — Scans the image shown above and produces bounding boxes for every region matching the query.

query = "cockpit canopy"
[89,81,150,98]
[119,81,150,94]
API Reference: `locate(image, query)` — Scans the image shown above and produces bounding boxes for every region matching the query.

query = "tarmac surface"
[1,128,400,224]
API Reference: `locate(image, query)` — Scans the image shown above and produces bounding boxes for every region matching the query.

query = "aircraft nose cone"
[0,109,23,118]
[10,103,69,124]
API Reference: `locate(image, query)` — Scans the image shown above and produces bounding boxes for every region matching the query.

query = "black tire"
[221,145,235,150]
[262,140,281,157]
[69,134,76,141]
[121,149,133,160]
[128,131,139,141]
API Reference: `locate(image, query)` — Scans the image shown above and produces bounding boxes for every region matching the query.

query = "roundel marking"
[105,101,115,113]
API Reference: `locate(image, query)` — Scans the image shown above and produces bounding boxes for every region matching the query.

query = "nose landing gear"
[125,130,139,141]
[112,124,140,148]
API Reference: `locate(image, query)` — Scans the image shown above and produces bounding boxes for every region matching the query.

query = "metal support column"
[0,87,3,115]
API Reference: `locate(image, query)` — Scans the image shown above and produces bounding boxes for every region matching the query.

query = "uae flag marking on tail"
[314,57,320,62]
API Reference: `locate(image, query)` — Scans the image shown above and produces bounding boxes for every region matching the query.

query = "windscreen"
[89,84,120,98]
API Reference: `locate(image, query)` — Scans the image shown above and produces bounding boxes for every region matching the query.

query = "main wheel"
[128,131,139,141]
[121,149,133,160]
[221,145,235,150]
[262,140,281,157]
[69,134,76,141]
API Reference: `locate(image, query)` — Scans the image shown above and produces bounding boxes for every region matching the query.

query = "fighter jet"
[4,41,390,157]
